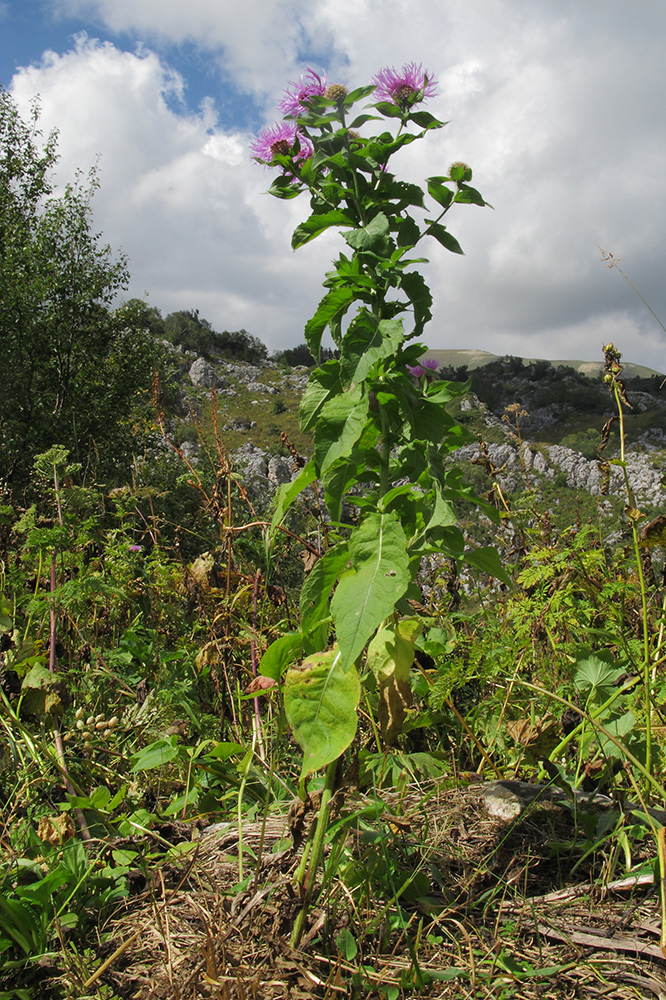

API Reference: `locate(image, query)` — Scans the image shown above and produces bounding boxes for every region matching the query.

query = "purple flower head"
[128,544,142,553]
[407,357,440,380]
[279,68,327,116]
[372,62,437,108]
[250,122,313,166]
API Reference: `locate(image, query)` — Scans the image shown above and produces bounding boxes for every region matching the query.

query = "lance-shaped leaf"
[331,512,411,671]
[300,360,342,432]
[425,221,464,255]
[300,543,350,635]
[284,647,360,778]
[463,545,510,585]
[426,177,454,210]
[269,460,316,537]
[304,288,355,359]
[292,209,358,250]
[399,271,432,337]
[341,317,404,386]
[314,387,369,475]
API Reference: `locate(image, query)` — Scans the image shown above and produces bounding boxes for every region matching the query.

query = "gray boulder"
[189,357,226,389]
[267,456,293,487]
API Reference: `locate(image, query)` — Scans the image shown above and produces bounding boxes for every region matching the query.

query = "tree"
[212,328,268,363]
[116,298,166,339]
[0,89,164,492]
[164,309,215,355]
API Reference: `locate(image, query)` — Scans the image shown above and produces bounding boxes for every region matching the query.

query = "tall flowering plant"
[253,63,501,785]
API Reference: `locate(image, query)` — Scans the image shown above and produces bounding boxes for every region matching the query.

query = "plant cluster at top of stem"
[251,63,503,781]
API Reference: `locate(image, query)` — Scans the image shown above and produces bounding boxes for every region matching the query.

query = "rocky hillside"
[161,342,666,524]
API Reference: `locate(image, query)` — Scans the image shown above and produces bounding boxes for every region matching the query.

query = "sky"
[2,1,666,370]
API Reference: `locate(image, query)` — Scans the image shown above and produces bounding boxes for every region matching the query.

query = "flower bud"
[95,721,108,731]
[86,716,94,726]
[108,717,119,729]
[325,84,349,103]
[76,719,85,730]
[449,161,472,182]
[75,707,85,720]
[95,714,105,723]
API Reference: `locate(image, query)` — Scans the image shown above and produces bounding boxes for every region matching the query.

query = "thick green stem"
[290,759,338,947]
[379,406,391,499]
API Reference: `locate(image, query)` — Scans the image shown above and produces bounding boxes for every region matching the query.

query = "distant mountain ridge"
[424,349,664,380]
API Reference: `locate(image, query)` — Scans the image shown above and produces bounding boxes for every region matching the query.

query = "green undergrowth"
[1,392,666,996]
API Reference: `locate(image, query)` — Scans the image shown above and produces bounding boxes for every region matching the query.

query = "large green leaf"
[130,737,181,772]
[314,387,369,475]
[463,545,510,585]
[304,288,355,358]
[575,655,623,705]
[259,631,304,681]
[340,317,404,386]
[284,647,360,778]
[300,543,350,634]
[343,212,390,252]
[322,447,379,524]
[292,209,357,250]
[300,360,342,432]
[331,512,411,671]
[269,460,316,537]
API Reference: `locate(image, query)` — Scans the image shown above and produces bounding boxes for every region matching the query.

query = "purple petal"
[279,68,327,116]
[372,62,438,107]
[250,122,313,165]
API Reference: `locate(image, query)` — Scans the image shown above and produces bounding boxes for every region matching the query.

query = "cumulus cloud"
[8,34,330,349]
[8,1,666,367]
[50,0,338,106]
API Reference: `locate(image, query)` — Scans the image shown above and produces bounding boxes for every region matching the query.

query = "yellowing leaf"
[366,619,421,744]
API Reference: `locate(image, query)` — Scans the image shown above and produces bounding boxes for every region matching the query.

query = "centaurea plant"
[252,62,499,939]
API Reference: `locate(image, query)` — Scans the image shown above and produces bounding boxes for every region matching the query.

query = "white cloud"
[50,0,337,103]
[8,2,666,368]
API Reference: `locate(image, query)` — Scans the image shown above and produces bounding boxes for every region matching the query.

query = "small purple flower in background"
[279,68,327,116]
[250,122,313,165]
[372,62,437,109]
[407,357,440,380]
[128,544,142,553]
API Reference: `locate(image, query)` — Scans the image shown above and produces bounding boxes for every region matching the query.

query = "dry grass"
[72,783,666,1000]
